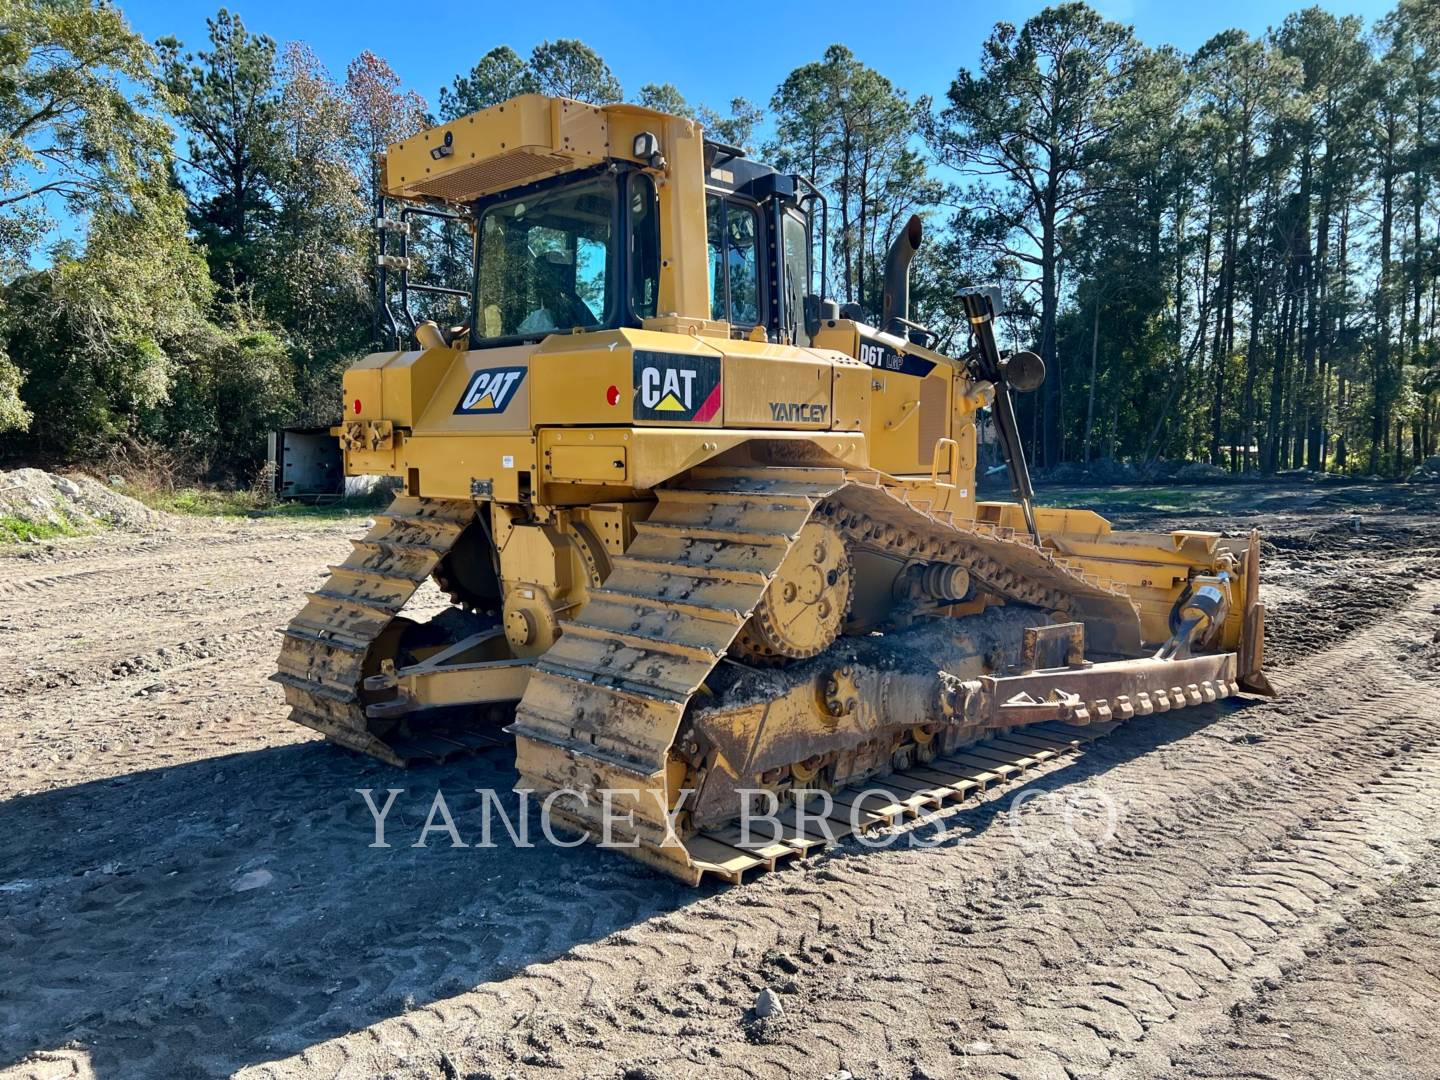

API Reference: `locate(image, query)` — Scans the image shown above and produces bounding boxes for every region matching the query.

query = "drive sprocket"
[732,520,853,665]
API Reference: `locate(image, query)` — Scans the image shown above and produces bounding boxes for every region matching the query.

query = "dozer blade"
[273,495,520,763]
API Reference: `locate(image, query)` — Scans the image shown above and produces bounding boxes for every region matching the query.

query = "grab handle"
[930,438,959,490]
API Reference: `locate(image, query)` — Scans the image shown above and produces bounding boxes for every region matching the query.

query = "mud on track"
[1,485,1438,1080]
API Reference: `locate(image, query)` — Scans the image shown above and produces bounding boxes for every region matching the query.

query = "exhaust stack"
[881,215,923,331]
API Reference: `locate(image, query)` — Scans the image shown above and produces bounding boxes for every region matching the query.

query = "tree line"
[1,0,1435,480]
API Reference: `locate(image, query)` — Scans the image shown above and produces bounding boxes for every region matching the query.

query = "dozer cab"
[275,94,1273,884]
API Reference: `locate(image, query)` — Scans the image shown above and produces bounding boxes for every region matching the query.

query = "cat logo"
[455,366,526,415]
[641,367,694,411]
[633,351,721,422]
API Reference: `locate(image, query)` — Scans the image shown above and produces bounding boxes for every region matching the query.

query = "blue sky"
[127,0,1395,123]
[23,0,1394,265]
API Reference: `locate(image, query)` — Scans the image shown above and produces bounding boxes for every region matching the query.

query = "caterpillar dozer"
[275,94,1274,884]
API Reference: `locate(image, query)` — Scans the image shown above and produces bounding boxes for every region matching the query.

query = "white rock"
[231,868,275,892]
[754,987,783,1019]
[54,477,81,498]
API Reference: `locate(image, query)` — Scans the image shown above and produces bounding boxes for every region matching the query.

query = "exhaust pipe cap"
[881,215,924,330]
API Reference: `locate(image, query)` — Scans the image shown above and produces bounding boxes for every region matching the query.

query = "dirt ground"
[2,482,1438,1080]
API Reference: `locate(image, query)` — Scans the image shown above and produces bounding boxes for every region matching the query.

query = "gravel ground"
[1,483,1437,1080]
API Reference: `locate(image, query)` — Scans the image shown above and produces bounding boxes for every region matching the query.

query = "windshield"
[475,177,616,340]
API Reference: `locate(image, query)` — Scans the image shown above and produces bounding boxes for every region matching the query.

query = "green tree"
[438,45,538,119]
[0,0,172,432]
[700,98,763,148]
[1273,9,1373,471]
[1188,30,1301,469]
[1058,47,1192,464]
[930,3,1140,466]
[637,82,689,116]
[266,42,368,414]
[159,9,285,293]
[636,85,763,148]
[157,318,297,472]
[437,40,621,117]
[0,338,25,434]
[1384,0,1440,468]
[1,180,214,458]
[529,39,621,103]
[772,45,938,319]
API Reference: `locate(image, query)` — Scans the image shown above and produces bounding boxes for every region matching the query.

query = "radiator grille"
[919,375,947,458]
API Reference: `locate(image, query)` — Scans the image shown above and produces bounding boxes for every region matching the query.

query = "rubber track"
[510,465,1151,880]
[272,495,484,764]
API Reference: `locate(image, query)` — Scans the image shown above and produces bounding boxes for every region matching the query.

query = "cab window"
[781,210,811,346]
[475,177,615,339]
[707,195,761,325]
[629,173,660,320]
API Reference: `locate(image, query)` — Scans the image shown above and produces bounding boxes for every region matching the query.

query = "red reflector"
[353,399,362,415]
[605,385,620,406]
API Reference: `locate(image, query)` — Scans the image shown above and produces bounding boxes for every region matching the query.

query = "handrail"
[930,437,959,490]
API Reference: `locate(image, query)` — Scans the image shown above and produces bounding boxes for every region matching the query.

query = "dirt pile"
[0,468,160,533]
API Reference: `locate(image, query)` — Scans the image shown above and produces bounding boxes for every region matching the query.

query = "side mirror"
[803,295,819,336]
[1000,350,1045,393]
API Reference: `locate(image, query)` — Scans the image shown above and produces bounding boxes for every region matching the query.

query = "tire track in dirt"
[0,519,401,798]
[4,502,1437,1080]
[983,746,1440,1080]
[0,524,355,595]
[0,510,676,1073]
[0,741,685,1079]
[229,573,1440,1080]
[1160,842,1440,1080]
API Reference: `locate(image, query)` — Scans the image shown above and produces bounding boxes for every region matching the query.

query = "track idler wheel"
[732,521,852,665]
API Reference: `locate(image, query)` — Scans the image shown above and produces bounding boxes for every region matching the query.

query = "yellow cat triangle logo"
[474,393,496,410]
[655,392,686,412]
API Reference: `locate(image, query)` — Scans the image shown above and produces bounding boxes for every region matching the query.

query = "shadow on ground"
[0,704,1237,1077]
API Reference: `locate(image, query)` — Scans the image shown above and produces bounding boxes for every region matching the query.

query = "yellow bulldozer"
[275,94,1273,884]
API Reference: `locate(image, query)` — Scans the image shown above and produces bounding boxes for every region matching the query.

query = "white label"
[501,455,514,468]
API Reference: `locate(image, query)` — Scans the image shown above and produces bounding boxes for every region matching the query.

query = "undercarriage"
[275,463,1266,884]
